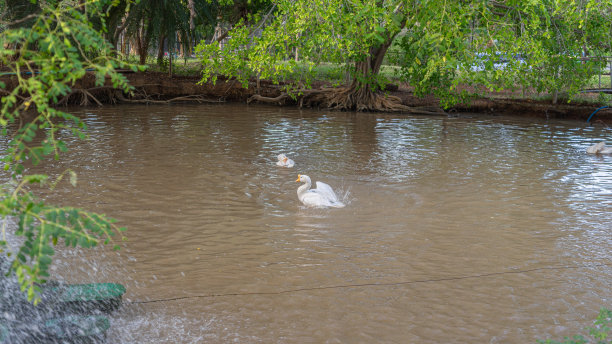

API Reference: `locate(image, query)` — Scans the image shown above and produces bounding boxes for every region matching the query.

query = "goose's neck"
[297,180,311,196]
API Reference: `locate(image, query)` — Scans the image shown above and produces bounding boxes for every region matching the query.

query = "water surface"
[25,104,612,343]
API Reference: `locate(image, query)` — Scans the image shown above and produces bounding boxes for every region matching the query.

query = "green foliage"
[196,0,403,90]
[393,1,482,107]
[0,0,133,304]
[196,0,612,108]
[398,0,611,107]
[538,308,612,344]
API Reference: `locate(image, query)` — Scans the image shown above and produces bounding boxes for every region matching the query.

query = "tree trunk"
[136,21,149,65]
[137,40,148,65]
[352,42,391,96]
[136,34,146,65]
[157,35,166,66]
[169,49,173,78]
[120,33,127,56]
[326,37,399,111]
[330,13,407,111]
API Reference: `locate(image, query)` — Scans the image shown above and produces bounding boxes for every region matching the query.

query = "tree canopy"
[196,0,612,111]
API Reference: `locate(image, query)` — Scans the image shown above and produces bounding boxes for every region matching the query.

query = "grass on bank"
[134,56,402,82]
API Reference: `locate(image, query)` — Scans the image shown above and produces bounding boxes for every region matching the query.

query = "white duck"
[586,142,612,154]
[276,154,295,167]
[296,174,345,208]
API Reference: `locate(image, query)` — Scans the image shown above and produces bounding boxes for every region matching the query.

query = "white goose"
[587,142,612,154]
[276,154,295,167]
[296,174,345,208]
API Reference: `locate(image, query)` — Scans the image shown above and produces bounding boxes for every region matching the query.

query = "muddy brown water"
[19,104,612,343]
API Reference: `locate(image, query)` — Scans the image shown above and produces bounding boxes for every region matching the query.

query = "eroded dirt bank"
[123,72,612,123]
[4,71,612,123]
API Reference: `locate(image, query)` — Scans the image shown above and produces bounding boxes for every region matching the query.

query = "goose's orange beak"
[295,174,301,182]
[283,157,288,163]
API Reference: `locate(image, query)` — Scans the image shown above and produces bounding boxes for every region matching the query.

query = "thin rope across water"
[129,262,612,305]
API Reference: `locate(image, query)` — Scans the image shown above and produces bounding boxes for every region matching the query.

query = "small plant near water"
[538,308,612,344]
[0,0,135,304]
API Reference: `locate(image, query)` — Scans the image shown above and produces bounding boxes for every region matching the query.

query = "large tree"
[196,0,612,112]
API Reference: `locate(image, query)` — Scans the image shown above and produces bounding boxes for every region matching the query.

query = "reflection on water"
[7,104,611,343]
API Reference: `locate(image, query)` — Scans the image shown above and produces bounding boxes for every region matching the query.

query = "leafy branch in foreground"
[1,173,127,303]
[0,0,137,304]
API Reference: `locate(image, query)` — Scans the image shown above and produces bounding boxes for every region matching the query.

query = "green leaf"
[39,255,52,266]
[41,245,54,256]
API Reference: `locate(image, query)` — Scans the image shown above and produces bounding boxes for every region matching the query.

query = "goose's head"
[277,154,288,163]
[296,174,311,183]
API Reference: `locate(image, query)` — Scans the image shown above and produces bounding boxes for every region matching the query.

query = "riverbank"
[4,70,612,123]
[122,71,612,123]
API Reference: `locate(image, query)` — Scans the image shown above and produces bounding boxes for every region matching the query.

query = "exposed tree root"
[247,93,292,105]
[57,87,116,106]
[115,92,225,104]
[248,86,447,115]
[55,87,225,106]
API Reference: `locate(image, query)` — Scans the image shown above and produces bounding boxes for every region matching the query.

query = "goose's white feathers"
[587,142,612,154]
[296,174,345,208]
[276,154,295,167]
